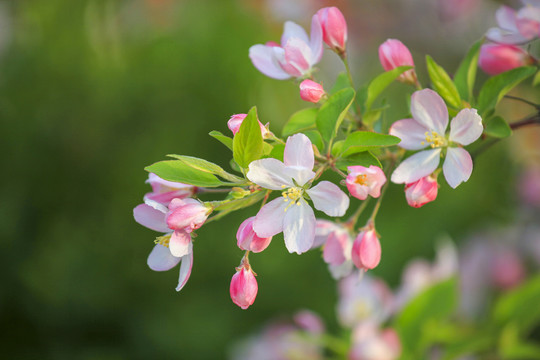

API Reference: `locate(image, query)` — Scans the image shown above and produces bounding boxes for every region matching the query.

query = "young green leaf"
[268,144,285,161]
[454,40,482,102]
[364,66,413,111]
[340,131,401,157]
[167,154,245,183]
[330,72,352,94]
[477,66,536,117]
[212,191,266,212]
[484,116,512,138]
[426,55,462,109]
[303,130,325,152]
[533,70,540,87]
[233,106,264,168]
[316,88,356,144]
[209,130,233,150]
[282,108,318,137]
[145,160,224,187]
[335,151,382,170]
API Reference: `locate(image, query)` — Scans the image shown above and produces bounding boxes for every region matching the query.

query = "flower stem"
[504,95,540,109]
[341,54,363,120]
[344,198,371,230]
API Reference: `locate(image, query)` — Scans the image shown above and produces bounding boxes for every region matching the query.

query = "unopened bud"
[230,266,258,310]
[378,39,417,84]
[299,79,325,103]
[316,7,348,54]
[404,175,438,208]
[237,217,273,253]
[478,43,533,75]
[351,229,381,271]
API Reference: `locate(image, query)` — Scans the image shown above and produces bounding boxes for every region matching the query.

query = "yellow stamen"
[282,186,304,212]
[424,131,447,148]
[154,234,171,247]
[355,174,367,186]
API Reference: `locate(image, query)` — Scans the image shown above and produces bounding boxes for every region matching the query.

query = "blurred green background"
[0,0,527,358]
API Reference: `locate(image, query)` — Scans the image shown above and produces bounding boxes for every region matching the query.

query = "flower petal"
[249,44,291,80]
[147,244,181,272]
[282,38,313,76]
[133,202,169,233]
[176,245,193,292]
[283,199,316,254]
[309,14,324,64]
[410,89,448,135]
[390,118,429,150]
[391,149,442,184]
[449,108,483,145]
[283,133,315,185]
[253,197,288,238]
[312,220,339,248]
[169,230,192,257]
[281,21,309,46]
[307,181,349,217]
[443,147,473,189]
[497,6,519,32]
[485,27,529,44]
[323,231,349,265]
[247,158,294,190]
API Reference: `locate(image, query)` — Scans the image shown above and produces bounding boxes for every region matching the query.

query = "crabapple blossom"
[349,324,401,360]
[311,220,354,279]
[486,4,540,44]
[247,133,349,254]
[144,173,196,206]
[316,7,347,54]
[227,113,269,137]
[236,216,273,253]
[390,89,483,188]
[249,13,323,79]
[351,229,382,271]
[478,43,533,75]
[230,265,258,310]
[346,165,387,200]
[299,79,325,103]
[404,175,438,208]
[378,39,417,84]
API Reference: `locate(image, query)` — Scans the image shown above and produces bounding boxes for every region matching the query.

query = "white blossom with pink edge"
[346,165,386,200]
[390,89,483,188]
[247,133,350,254]
[144,173,196,206]
[249,14,323,80]
[486,4,540,45]
[133,199,194,291]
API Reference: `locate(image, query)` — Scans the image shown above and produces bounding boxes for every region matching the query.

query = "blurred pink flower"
[352,229,382,271]
[349,323,401,360]
[478,43,533,75]
[487,4,540,45]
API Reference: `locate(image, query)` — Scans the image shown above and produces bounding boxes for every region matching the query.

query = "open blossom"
[247,133,349,254]
[378,39,417,84]
[351,228,382,271]
[133,199,199,291]
[144,173,196,206]
[249,14,323,79]
[299,79,325,103]
[227,113,269,137]
[349,324,401,360]
[237,216,273,253]
[316,7,347,53]
[486,4,540,45]
[346,165,386,200]
[404,175,438,208]
[312,220,354,279]
[230,265,258,310]
[390,89,483,189]
[478,43,533,75]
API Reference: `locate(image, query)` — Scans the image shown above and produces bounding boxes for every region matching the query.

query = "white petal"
[176,245,193,292]
[485,27,529,44]
[497,6,519,31]
[312,220,339,248]
[443,147,473,189]
[169,230,191,257]
[284,133,314,170]
[390,118,430,150]
[449,109,483,146]
[307,181,350,217]
[281,21,309,46]
[309,14,324,64]
[147,244,181,272]
[249,44,291,80]
[133,203,169,233]
[410,89,448,135]
[283,199,316,254]
[253,197,288,238]
[247,158,294,190]
[391,149,441,184]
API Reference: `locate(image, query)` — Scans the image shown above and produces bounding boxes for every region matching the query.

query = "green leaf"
[454,40,482,102]
[493,275,540,334]
[167,154,245,183]
[364,66,412,111]
[212,191,266,212]
[533,70,540,87]
[395,277,458,353]
[233,106,264,168]
[145,160,224,187]
[268,144,285,161]
[330,72,352,94]
[335,151,382,170]
[209,130,233,150]
[484,116,512,138]
[316,88,356,144]
[282,108,318,137]
[340,131,401,157]
[304,130,324,152]
[477,66,536,117]
[426,55,462,109]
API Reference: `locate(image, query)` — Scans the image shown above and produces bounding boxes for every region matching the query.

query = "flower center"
[154,234,171,247]
[355,174,367,186]
[282,186,304,211]
[422,131,447,148]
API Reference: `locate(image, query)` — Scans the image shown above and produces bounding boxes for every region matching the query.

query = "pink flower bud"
[346,165,387,200]
[144,173,196,206]
[227,114,269,137]
[316,7,347,53]
[378,39,417,84]
[299,79,325,103]
[236,216,273,253]
[166,198,209,232]
[478,44,533,75]
[230,266,258,310]
[404,175,438,208]
[351,229,381,271]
